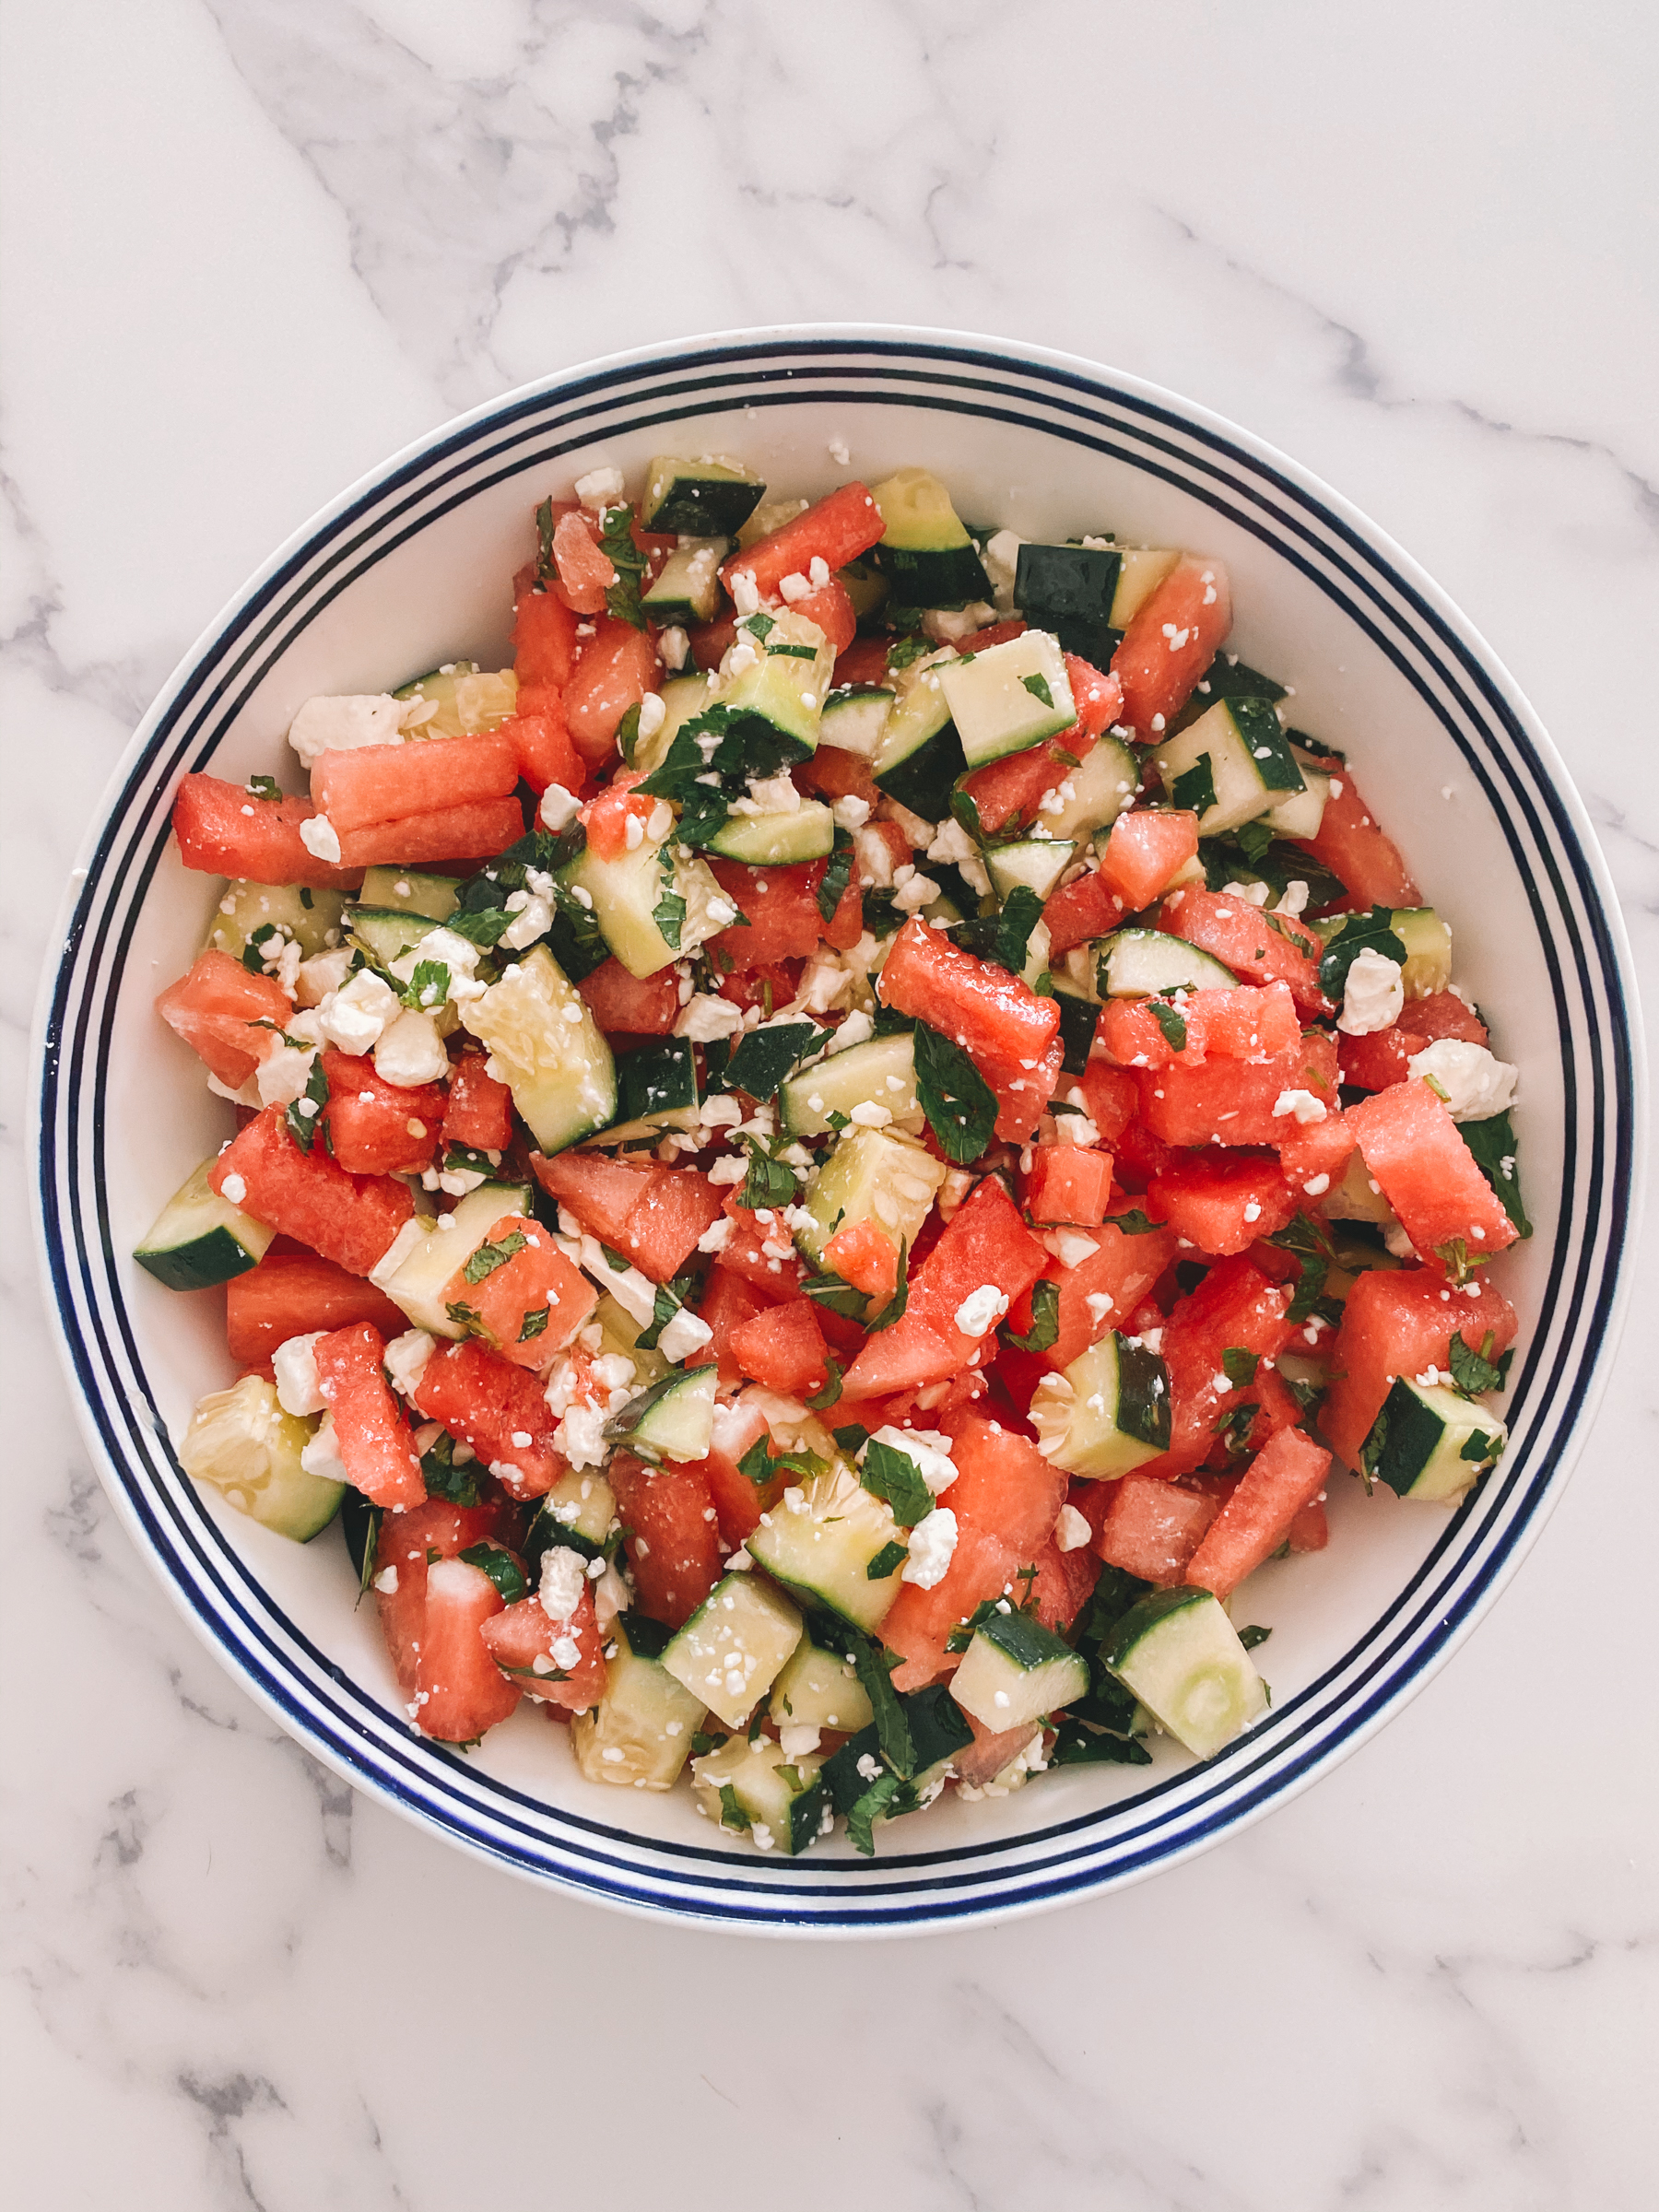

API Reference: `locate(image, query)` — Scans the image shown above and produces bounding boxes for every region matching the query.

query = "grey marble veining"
[5,3,1655,2206]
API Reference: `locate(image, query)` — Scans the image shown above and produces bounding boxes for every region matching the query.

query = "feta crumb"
[849,1100,893,1128]
[273,1332,326,1417]
[382,1329,436,1399]
[1406,1039,1520,1122]
[372,1565,398,1594]
[675,992,744,1041]
[299,813,342,865]
[901,1506,959,1590]
[539,1544,588,1623]
[374,1007,449,1088]
[1336,947,1406,1036]
[574,465,625,509]
[315,967,399,1053]
[288,693,405,770]
[1055,1502,1091,1553]
[219,1171,248,1206]
[954,1283,1009,1337]
[1272,1088,1328,1125]
[657,1307,714,1365]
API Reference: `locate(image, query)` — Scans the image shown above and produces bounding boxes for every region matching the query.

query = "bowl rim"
[30,322,1648,1935]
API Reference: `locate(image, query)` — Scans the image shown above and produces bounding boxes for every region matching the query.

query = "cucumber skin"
[1100,1584,1211,1675]
[135,1223,265,1293]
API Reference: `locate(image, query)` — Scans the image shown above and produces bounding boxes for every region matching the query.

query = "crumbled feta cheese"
[218,1171,248,1207]
[826,1006,875,1055]
[555,1401,608,1471]
[288,693,405,770]
[901,1506,959,1590]
[374,1007,449,1087]
[828,437,851,467]
[853,825,897,888]
[848,1100,892,1128]
[954,1283,1009,1337]
[273,1332,326,1417]
[294,945,354,1008]
[299,813,342,864]
[574,465,625,509]
[1407,1039,1520,1122]
[777,1723,822,1759]
[657,1307,714,1365]
[382,1329,435,1399]
[314,967,399,1053]
[539,1544,588,1623]
[372,1565,398,1594]
[855,1752,882,1783]
[982,529,1024,612]
[696,1216,735,1254]
[538,782,581,832]
[923,601,995,642]
[1055,1502,1091,1553]
[675,992,744,1042]
[657,626,688,672]
[1272,1088,1328,1125]
[730,771,802,817]
[1047,1229,1100,1269]
[1336,947,1406,1036]
[729,570,760,618]
[300,1412,347,1482]
[1274,879,1310,918]
[891,867,938,912]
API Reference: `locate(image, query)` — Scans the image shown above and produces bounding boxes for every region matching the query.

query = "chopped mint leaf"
[1448,1331,1504,1398]
[1460,1429,1500,1465]
[599,502,648,630]
[464,1230,527,1284]
[652,884,688,951]
[816,826,855,924]
[1000,1277,1060,1354]
[245,774,282,801]
[805,1359,843,1413]
[846,1771,905,1856]
[1050,1719,1152,1767]
[859,1439,934,1528]
[535,496,558,587]
[285,1055,330,1155]
[1238,1623,1273,1652]
[863,1241,910,1334]
[1021,671,1054,709]
[1107,1207,1163,1236]
[459,1542,529,1606]
[865,1539,909,1581]
[716,1783,752,1832]
[994,884,1044,975]
[635,1271,698,1354]
[1148,997,1188,1051]
[418,1430,481,1507]
[843,1630,914,1780]
[1221,1347,1260,1388]
[738,1134,797,1210]
[912,1019,997,1163]
[1171,752,1217,816]
[403,959,452,1009]
[1317,904,1407,1002]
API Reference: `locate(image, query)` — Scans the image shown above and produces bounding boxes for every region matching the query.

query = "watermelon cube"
[727,1298,831,1396]
[1161,886,1330,1016]
[1136,1032,1340,1148]
[311,731,520,831]
[442,1054,514,1153]
[878,917,1064,1142]
[1320,1266,1518,1467]
[1184,1427,1332,1598]
[225,1252,407,1368]
[607,1453,722,1629]
[416,1557,523,1740]
[512,585,580,686]
[1150,1152,1297,1257]
[1023,1146,1115,1228]
[157,949,294,1089]
[1111,560,1231,738]
[171,773,362,889]
[480,1587,607,1712]
[318,1049,446,1175]
[209,1107,415,1277]
[374,1500,502,1694]
[409,1337,565,1498]
[313,1322,425,1510]
[1094,1477,1224,1585]
[1099,808,1200,911]
[443,1215,597,1370]
[1288,771,1418,910]
[1347,1080,1519,1268]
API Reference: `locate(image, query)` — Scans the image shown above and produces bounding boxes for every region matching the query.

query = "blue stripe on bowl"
[34,332,1641,1931]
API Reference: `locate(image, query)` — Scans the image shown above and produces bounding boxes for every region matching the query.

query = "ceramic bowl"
[33,327,1643,1933]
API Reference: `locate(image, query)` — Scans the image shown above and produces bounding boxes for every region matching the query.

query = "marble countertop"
[6,4,1655,2206]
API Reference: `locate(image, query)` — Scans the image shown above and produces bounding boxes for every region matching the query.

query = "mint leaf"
[799,1268,870,1321]
[844,1631,914,1779]
[535,497,558,587]
[464,1230,527,1284]
[1221,1347,1260,1388]
[1001,1277,1060,1354]
[1171,752,1217,816]
[1238,1623,1273,1651]
[246,773,282,802]
[805,1359,843,1412]
[286,1054,329,1154]
[816,826,855,924]
[1317,904,1407,1002]
[858,1439,934,1528]
[1460,1429,1500,1465]
[738,1135,797,1210]
[403,959,452,1009]
[1106,1207,1162,1236]
[1021,672,1054,710]
[1148,997,1188,1051]
[517,1304,552,1344]
[1448,1331,1504,1398]
[599,502,647,630]
[864,1241,910,1334]
[865,1539,909,1581]
[736,1434,825,1488]
[994,884,1044,976]
[716,1783,752,1832]
[846,1771,905,1856]
[459,1542,529,1606]
[653,885,688,951]
[635,1271,698,1353]
[912,1020,997,1163]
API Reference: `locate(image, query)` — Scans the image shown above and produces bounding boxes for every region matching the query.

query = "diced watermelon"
[1099,809,1199,911]
[582,771,654,862]
[695,1266,779,1392]
[787,578,857,652]
[877,916,1063,1142]
[1161,887,1331,1016]
[844,1177,1046,1398]
[1043,867,1124,959]
[823,1218,900,1302]
[1093,1477,1223,1584]
[726,1299,830,1396]
[564,618,663,766]
[532,1153,724,1283]
[878,1413,1066,1690]
[416,1556,523,1740]
[1101,982,1300,1070]
[481,1588,607,1712]
[959,729,1100,836]
[1289,772,1418,910]
[551,508,614,613]
[794,744,880,808]
[209,1107,415,1276]
[1023,1535,1100,1632]
[1185,1427,1332,1598]
[1347,1080,1519,1268]
[503,703,582,796]
[708,858,826,969]
[156,950,294,1088]
[1288,1496,1329,1551]
[577,957,680,1035]
[713,1195,806,1292]
[1320,1266,1518,1466]
[374,1500,501,1693]
[442,1055,514,1153]
[1275,1105,1357,1193]
[1135,1032,1340,1148]
[1133,1257,1293,1479]
[443,1215,596,1369]
[689,613,738,672]
[335,796,526,870]
[409,1338,565,1497]
[313,1323,425,1509]
[512,587,579,687]
[1111,560,1231,738]
[1061,653,1124,742]
[1006,1217,1177,1374]
[607,1453,722,1629]
[722,484,886,602]
[1411,990,1488,1046]
[697,1389,789,1546]
[1338,1027,1425,1091]
[1072,1064,1137,1145]
[1022,1146,1115,1228]
[225,1251,408,1368]
[1149,1152,1297,1257]
[171,774,363,889]
[318,1049,446,1175]
[311,732,519,832]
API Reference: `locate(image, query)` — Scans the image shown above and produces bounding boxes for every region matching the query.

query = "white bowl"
[33,326,1644,1933]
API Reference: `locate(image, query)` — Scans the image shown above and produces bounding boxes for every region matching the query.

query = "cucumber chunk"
[939,629,1077,768]
[706,801,835,865]
[641,454,765,536]
[1036,735,1138,844]
[178,1375,342,1541]
[641,537,726,625]
[347,904,445,969]
[1103,1586,1268,1759]
[868,467,992,606]
[794,1125,945,1271]
[461,947,617,1154]
[393,663,517,736]
[818,684,893,759]
[1152,698,1306,836]
[629,672,716,777]
[986,837,1077,903]
[1262,759,1331,841]
[559,834,732,980]
[949,1610,1090,1733]
[604,1364,718,1464]
[1359,1376,1507,1504]
[357,866,462,922]
[135,1157,276,1291]
[1096,926,1238,998]
[778,1031,923,1139]
[1013,541,1123,665]
[205,879,347,963]
[1391,908,1454,998]
[691,1734,830,1855]
[370,1180,533,1335]
[746,1463,906,1631]
[1030,1331,1172,1478]
[536,1466,617,1550]
[616,1038,700,1129]
[719,607,834,756]
[571,1618,706,1788]
[1109,547,1182,627]
[870,667,965,821]
[662,1572,804,1728]
[771,1633,876,1736]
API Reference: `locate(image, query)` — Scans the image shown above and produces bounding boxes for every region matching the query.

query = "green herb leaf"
[535,497,558,587]
[517,1304,552,1343]
[865,1539,909,1581]
[688,1729,728,1759]
[1021,671,1054,710]
[946,1595,1006,1654]
[858,1439,935,1528]
[862,885,903,939]
[846,1771,905,1855]
[1317,904,1407,1002]
[1448,1331,1504,1398]
[418,1430,481,1507]
[799,1267,871,1321]
[1460,1428,1500,1465]
[735,1434,826,1488]
[716,1783,752,1831]
[1238,1623,1273,1651]
[806,1359,843,1413]
[444,1300,484,1329]
[1171,752,1218,816]
[912,1020,997,1163]
[768,641,818,661]
[444,904,516,947]
[742,610,776,642]
[285,1055,329,1154]
[1000,1277,1060,1353]
[994,884,1044,976]
[635,1271,699,1353]
[1050,1719,1153,1768]
[1221,1347,1260,1388]
[886,633,934,673]
[738,1134,797,1210]
[1458,1110,1532,1237]
[1148,997,1188,1051]
[652,884,688,951]
[464,1229,528,1284]
[599,502,648,630]
[864,1241,910,1334]
[1434,1236,1472,1285]
[246,773,282,802]
[1106,1207,1163,1236]
[459,1542,529,1606]
[402,959,452,1009]
[844,1632,914,1779]
[817,826,855,924]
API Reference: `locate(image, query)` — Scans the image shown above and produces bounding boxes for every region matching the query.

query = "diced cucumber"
[558,836,730,980]
[949,1611,1089,1733]
[777,1031,922,1139]
[719,607,834,756]
[662,1572,804,1728]
[1030,1331,1172,1478]
[1152,697,1306,836]
[736,495,807,549]
[838,557,889,624]
[1109,547,1181,626]
[347,904,444,969]
[1359,1376,1507,1504]
[617,1038,700,1129]
[1036,734,1138,844]
[1391,908,1453,998]
[1053,983,1102,1074]
[986,838,1077,902]
[870,666,965,821]
[358,865,463,921]
[1262,759,1331,841]
[641,453,766,536]
[821,1686,974,1813]
[370,1181,534,1335]
[771,1633,876,1736]
[461,947,617,1153]
[868,467,993,606]
[1103,1586,1268,1759]
[604,1364,718,1464]
[691,1734,830,1855]
[707,801,835,865]
[818,684,893,758]
[1096,926,1238,998]
[1322,1148,1396,1227]
[746,1463,906,1632]
[537,1467,616,1549]
[629,671,715,777]
[1013,541,1123,665]
[641,537,726,625]
[794,1125,946,1271]
[571,1619,706,1788]
[205,879,347,962]
[135,1158,276,1291]
[939,629,1077,769]
[393,663,517,736]
[178,1375,342,1541]
[592,1292,671,1391]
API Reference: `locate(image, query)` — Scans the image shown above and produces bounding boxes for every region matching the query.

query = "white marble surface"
[5,3,1656,2205]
